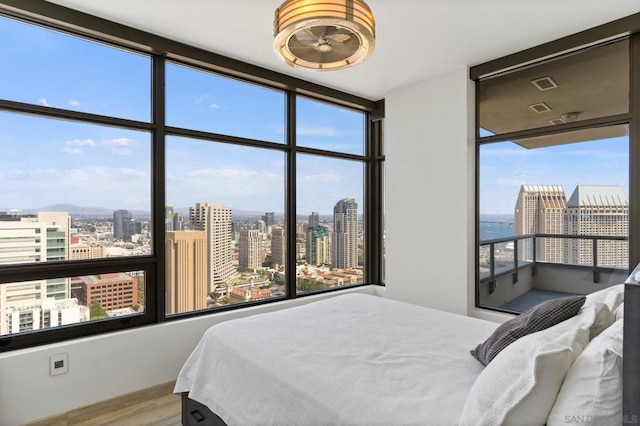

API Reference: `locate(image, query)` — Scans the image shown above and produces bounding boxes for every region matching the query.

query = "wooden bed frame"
[181,278,640,425]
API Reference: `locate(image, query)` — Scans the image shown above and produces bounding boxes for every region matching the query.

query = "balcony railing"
[478,233,628,312]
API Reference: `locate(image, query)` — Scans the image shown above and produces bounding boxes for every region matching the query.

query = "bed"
[175,279,636,426]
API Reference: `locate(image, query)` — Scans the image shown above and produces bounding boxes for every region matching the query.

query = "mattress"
[174,293,499,426]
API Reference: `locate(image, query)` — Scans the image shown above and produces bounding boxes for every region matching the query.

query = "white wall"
[0,286,375,425]
[385,67,474,315]
[384,67,512,324]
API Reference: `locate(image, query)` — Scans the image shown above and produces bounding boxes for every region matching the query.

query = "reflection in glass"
[165,137,286,314]
[296,154,364,293]
[0,112,152,265]
[0,16,151,121]
[297,97,365,155]
[1,271,144,336]
[166,62,285,143]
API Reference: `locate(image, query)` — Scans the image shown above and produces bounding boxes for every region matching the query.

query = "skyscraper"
[308,211,319,227]
[165,206,174,232]
[262,212,275,228]
[306,225,331,266]
[113,209,132,240]
[514,185,566,262]
[239,229,261,271]
[331,198,358,269]
[565,185,628,268]
[271,227,286,267]
[166,231,208,314]
[189,202,236,291]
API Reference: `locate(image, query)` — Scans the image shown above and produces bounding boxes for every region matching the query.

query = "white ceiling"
[45,0,640,101]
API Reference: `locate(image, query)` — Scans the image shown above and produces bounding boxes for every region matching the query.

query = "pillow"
[470,295,586,365]
[615,302,624,321]
[583,302,615,340]
[547,319,623,426]
[460,317,590,426]
[584,284,624,312]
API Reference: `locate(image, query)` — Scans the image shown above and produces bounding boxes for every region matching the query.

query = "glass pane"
[296,154,364,293]
[478,39,629,137]
[297,97,365,155]
[166,62,285,143]
[478,128,629,310]
[0,112,152,265]
[1,271,144,336]
[0,16,151,121]
[165,137,285,315]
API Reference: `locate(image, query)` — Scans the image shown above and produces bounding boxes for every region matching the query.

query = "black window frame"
[471,13,640,314]
[0,0,385,352]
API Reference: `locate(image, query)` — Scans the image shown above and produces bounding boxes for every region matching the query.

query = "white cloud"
[196,94,211,104]
[0,166,151,210]
[301,173,341,183]
[65,139,96,147]
[68,99,80,107]
[210,103,221,109]
[38,98,50,107]
[61,147,83,155]
[100,138,138,156]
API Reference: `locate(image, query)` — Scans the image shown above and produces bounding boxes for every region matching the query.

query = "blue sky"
[0,16,365,215]
[480,135,629,215]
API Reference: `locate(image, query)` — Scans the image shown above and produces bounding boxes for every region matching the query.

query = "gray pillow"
[471,295,586,366]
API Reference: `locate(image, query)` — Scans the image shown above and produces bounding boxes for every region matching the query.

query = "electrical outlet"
[50,353,68,376]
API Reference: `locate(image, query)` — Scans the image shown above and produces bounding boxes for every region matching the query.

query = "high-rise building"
[113,209,132,240]
[514,184,629,268]
[165,206,174,232]
[331,198,358,269]
[0,212,71,308]
[514,185,567,262]
[565,185,628,268]
[271,227,286,267]
[173,212,185,231]
[239,229,261,271]
[124,220,143,242]
[165,231,208,314]
[189,202,236,291]
[262,212,275,228]
[308,211,319,227]
[306,225,331,266]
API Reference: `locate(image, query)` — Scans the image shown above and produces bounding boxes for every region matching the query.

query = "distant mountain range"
[1,204,347,221]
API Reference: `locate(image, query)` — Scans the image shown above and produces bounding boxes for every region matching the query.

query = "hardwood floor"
[26,382,181,426]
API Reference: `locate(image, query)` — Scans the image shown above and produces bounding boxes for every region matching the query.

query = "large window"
[0,6,383,350]
[474,37,635,313]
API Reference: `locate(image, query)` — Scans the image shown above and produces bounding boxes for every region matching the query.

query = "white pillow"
[584,284,624,312]
[547,319,623,426]
[459,313,591,426]
[581,285,624,339]
[615,303,624,321]
[582,302,615,340]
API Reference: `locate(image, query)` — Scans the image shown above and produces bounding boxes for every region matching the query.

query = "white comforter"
[174,293,498,426]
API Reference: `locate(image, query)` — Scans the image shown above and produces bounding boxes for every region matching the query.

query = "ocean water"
[479,215,514,241]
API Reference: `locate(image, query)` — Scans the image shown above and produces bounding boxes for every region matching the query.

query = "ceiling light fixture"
[273,0,375,71]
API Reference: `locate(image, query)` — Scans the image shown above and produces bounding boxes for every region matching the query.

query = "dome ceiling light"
[273,0,375,71]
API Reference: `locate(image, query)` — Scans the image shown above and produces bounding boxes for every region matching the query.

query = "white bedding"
[174,293,499,426]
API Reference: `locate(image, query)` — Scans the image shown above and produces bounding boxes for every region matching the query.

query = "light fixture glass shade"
[273,0,375,71]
